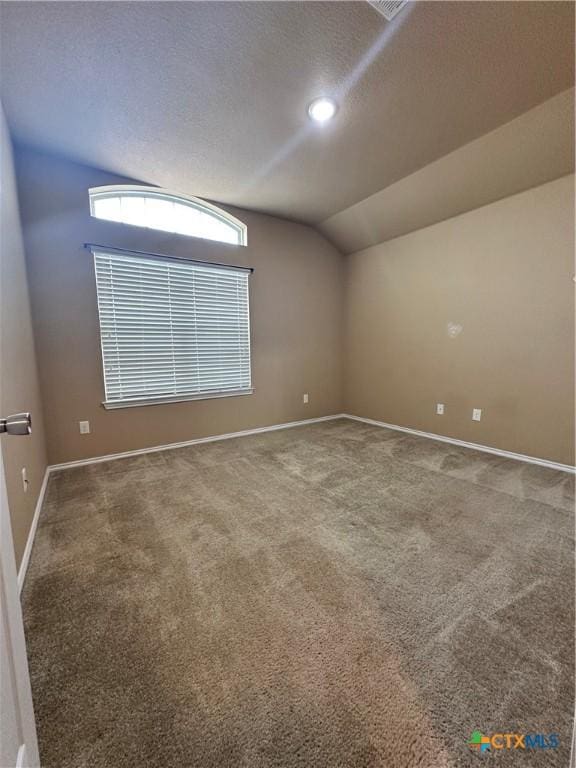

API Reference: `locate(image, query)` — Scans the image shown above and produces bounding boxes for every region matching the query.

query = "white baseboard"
[17,467,50,595]
[15,744,26,768]
[48,414,347,472]
[46,412,575,475]
[569,711,576,768]
[343,414,576,474]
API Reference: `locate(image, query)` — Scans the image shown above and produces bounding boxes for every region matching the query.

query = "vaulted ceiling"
[0,1,573,224]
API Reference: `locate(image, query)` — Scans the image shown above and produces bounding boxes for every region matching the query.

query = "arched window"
[89,186,247,246]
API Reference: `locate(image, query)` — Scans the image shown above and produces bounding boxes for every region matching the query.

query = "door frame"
[0,441,40,767]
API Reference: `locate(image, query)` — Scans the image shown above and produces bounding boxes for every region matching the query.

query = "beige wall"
[320,89,575,255]
[0,107,48,568]
[11,147,575,471]
[345,175,575,466]
[15,148,345,465]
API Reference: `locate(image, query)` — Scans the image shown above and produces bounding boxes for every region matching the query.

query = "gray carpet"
[22,418,574,767]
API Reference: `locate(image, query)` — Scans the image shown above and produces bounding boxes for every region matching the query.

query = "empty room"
[0,1,574,766]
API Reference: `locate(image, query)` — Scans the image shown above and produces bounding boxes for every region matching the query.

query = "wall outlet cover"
[303,394,309,404]
[79,420,90,434]
[436,403,445,415]
[472,409,482,422]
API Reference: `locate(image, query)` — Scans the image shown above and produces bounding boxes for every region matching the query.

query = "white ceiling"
[0,1,573,224]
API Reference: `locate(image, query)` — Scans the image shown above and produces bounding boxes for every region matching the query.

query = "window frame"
[89,185,248,246]
[90,245,253,410]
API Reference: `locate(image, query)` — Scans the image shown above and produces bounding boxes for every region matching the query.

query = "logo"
[469,731,491,753]
[468,731,560,753]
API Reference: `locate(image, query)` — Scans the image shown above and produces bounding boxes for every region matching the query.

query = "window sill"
[102,389,254,410]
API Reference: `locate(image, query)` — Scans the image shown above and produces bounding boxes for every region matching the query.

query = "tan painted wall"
[15,148,345,465]
[320,89,575,255]
[345,175,575,466]
[11,148,574,471]
[0,107,48,568]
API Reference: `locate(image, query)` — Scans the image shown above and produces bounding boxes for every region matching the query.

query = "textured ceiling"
[0,1,574,224]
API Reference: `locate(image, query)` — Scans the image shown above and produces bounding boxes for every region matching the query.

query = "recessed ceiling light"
[307,97,338,123]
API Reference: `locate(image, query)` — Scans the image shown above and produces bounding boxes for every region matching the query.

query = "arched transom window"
[89,186,247,246]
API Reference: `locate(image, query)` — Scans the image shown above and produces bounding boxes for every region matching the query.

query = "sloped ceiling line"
[319,89,575,255]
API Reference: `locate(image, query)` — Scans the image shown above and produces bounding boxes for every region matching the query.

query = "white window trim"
[102,389,254,410]
[89,185,248,246]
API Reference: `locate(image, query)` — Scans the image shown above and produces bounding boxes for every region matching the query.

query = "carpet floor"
[22,419,574,767]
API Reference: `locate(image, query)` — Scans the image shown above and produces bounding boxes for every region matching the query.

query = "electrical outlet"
[303,393,309,404]
[79,420,90,434]
[472,409,482,422]
[436,403,444,415]
[21,467,29,493]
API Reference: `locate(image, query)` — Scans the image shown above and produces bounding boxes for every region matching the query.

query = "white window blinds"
[92,248,252,408]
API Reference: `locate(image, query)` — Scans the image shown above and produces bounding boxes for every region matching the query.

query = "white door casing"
[0,442,40,768]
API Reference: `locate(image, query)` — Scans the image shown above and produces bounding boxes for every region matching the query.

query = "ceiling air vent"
[367,0,409,22]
